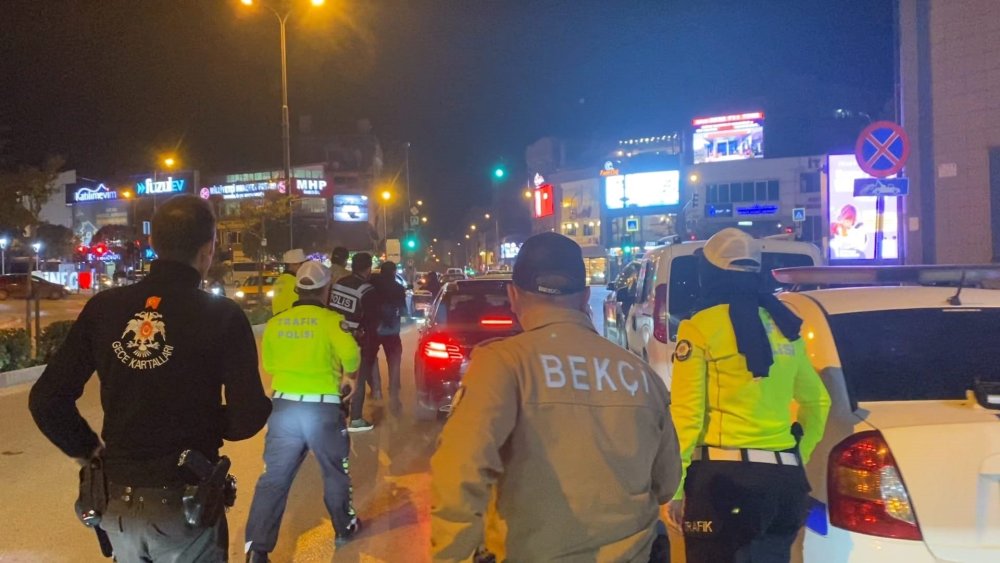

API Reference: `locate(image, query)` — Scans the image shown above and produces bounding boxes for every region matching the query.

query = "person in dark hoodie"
[666,228,831,563]
[371,261,407,414]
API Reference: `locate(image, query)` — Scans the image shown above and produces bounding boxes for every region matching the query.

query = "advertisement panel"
[692,112,765,164]
[332,194,370,222]
[604,170,680,209]
[827,154,899,261]
[533,184,555,218]
[199,180,286,200]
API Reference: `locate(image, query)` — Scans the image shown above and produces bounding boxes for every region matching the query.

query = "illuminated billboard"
[604,170,680,209]
[332,194,369,222]
[692,112,765,164]
[533,184,555,218]
[827,154,899,261]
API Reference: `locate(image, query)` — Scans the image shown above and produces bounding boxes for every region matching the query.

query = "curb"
[0,364,46,389]
[0,324,269,390]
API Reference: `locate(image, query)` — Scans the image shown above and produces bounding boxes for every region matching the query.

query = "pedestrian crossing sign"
[792,208,806,223]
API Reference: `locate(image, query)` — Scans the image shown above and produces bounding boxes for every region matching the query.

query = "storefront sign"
[293,178,331,197]
[136,176,188,196]
[66,183,120,204]
[735,204,779,216]
[500,242,522,260]
[600,160,621,177]
[605,170,680,209]
[199,180,286,200]
[533,185,555,218]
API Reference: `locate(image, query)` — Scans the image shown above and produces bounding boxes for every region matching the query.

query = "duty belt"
[273,391,341,404]
[693,446,799,466]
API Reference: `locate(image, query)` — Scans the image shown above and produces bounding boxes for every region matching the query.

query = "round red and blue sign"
[855,121,910,178]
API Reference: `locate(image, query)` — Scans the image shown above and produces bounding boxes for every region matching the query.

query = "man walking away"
[245,261,362,562]
[328,252,379,432]
[30,195,271,562]
[431,232,681,562]
[272,248,307,315]
[371,260,407,414]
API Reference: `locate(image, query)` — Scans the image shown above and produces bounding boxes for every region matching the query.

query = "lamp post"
[0,237,7,275]
[241,0,325,251]
[381,190,392,244]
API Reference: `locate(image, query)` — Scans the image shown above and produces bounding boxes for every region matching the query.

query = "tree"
[237,191,292,261]
[35,223,78,261]
[0,156,65,236]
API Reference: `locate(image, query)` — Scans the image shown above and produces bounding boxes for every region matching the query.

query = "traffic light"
[492,165,506,180]
[621,234,633,256]
[692,192,700,207]
[403,230,418,251]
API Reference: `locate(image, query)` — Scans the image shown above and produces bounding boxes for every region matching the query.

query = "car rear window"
[435,285,514,326]
[245,275,277,286]
[828,308,1000,402]
[668,252,816,321]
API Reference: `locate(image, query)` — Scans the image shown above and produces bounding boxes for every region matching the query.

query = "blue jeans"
[244,399,356,552]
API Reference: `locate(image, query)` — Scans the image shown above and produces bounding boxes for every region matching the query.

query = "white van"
[624,237,822,387]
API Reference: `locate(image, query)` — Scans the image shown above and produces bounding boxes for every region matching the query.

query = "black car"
[413,279,520,420]
[0,274,70,300]
[602,261,641,347]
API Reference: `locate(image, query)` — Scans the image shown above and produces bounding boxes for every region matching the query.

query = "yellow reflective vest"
[270,272,298,315]
[670,304,831,500]
[263,303,360,395]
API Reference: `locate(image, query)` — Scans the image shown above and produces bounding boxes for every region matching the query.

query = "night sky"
[0,0,895,237]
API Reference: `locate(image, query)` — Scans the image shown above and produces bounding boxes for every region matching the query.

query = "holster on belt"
[177,450,236,528]
[75,456,113,558]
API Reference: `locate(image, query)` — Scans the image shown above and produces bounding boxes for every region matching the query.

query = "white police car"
[775,266,1000,562]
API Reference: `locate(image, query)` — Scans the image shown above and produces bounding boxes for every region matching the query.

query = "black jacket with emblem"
[29,260,272,485]
[328,272,379,341]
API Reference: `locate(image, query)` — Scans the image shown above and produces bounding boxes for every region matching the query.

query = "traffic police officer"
[666,228,831,562]
[271,248,307,315]
[245,261,362,561]
[29,195,272,562]
[431,232,681,562]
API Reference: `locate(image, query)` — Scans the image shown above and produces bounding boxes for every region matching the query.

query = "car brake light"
[480,316,514,327]
[828,430,922,540]
[653,284,669,343]
[422,338,463,361]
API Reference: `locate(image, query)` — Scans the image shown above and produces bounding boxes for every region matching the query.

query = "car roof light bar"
[772,265,1000,287]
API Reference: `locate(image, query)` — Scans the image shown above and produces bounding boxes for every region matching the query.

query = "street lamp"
[0,237,7,275]
[470,224,477,231]
[421,217,428,223]
[162,156,177,169]
[416,200,423,206]
[380,190,392,242]
[241,0,325,250]
[31,242,42,273]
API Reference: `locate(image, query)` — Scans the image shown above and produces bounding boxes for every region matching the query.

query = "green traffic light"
[493,167,505,179]
[406,239,417,250]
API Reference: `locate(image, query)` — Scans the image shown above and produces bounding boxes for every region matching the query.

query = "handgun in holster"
[75,456,114,558]
[790,421,805,466]
[177,449,237,528]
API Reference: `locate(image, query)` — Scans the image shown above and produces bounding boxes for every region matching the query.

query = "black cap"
[513,232,587,295]
[331,246,349,263]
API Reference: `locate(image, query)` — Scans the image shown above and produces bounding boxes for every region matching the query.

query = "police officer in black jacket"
[29,195,272,562]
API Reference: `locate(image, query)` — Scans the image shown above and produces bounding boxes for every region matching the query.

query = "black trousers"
[350,340,379,420]
[375,334,403,406]
[103,487,228,562]
[682,459,809,563]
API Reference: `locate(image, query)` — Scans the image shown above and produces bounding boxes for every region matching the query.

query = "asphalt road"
[0,292,91,331]
[0,289,614,562]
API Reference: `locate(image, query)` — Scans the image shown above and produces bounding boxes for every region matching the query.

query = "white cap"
[296,261,330,290]
[282,248,307,264]
[703,228,761,273]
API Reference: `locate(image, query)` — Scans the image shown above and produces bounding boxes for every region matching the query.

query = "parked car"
[773,265,1000,562]
[624,237,822,386]
[0,274,70,300]
[602,261,642,347]
[413,279,520,420]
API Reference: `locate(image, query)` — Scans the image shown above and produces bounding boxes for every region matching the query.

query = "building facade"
[899,0,1000,263]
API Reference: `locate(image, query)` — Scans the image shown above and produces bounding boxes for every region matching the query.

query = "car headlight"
[266,290,274,298]
[210,287,222,295]
[235,290,245,299]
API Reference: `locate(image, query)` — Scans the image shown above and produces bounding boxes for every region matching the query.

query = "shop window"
[767,180,780,201]
[756,181,768,201]
[563,223,578,236]
[719,184,731,203]
[707,185,718,204]
[297,198,327,215]
[583,223,595,237]
[743,182,755,201]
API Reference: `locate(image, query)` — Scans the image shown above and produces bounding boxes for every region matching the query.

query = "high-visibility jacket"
[670,304,831,500]
[270,272,298,315]
[263,302,360,395]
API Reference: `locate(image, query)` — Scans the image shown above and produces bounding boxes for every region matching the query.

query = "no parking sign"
[854,121,910,178]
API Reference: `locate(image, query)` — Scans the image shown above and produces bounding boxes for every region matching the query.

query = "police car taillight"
[828,431,922,540]
[652,284,669,344]
[423,338,463,361]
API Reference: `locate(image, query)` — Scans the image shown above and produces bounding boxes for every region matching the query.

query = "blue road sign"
[853,177,909,197]
[855,121,910,178]
[792,208,806,222]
